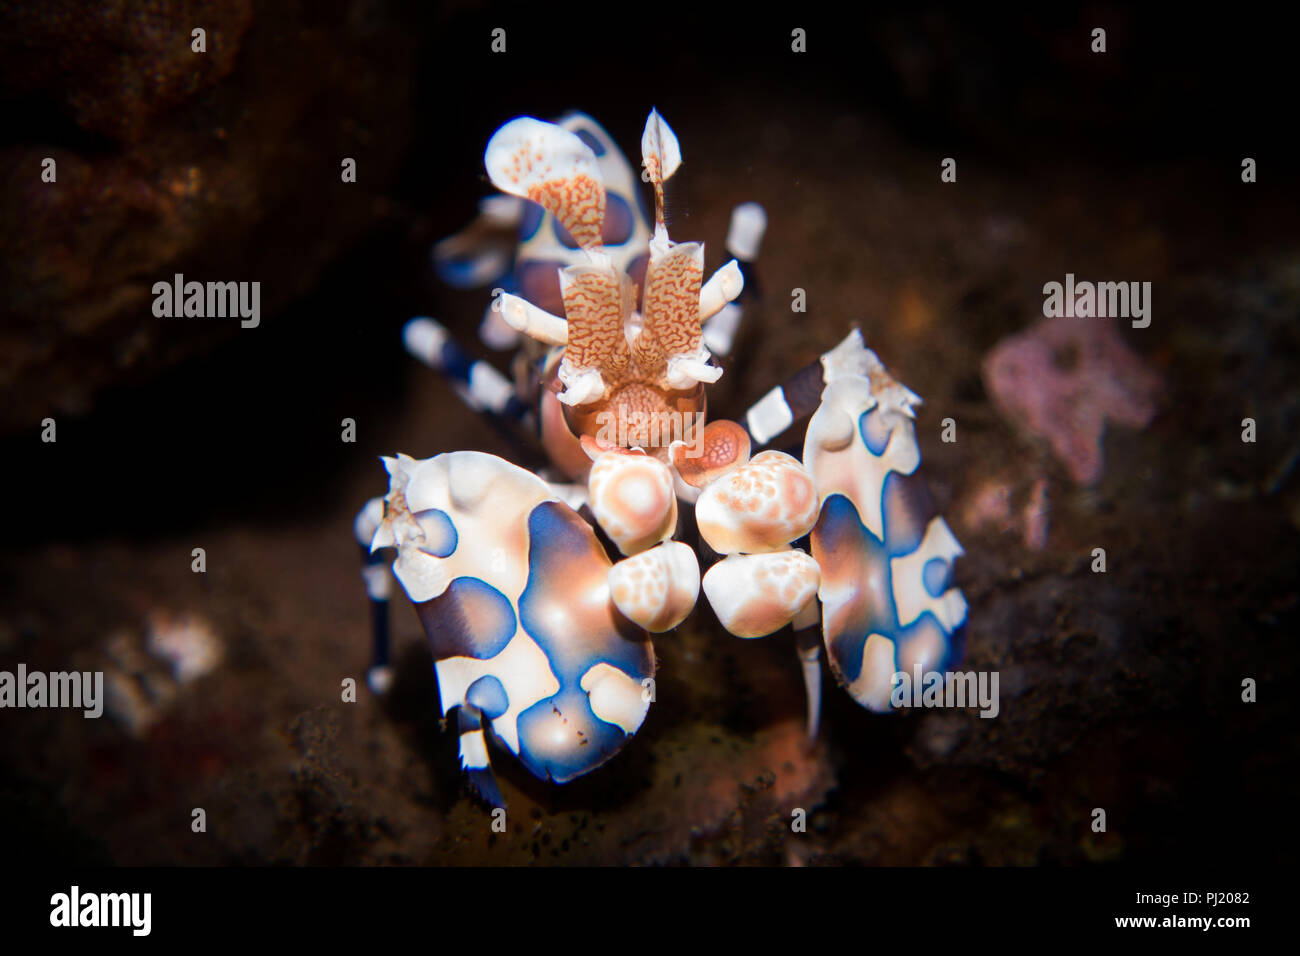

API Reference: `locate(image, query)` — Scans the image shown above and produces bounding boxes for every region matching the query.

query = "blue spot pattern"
[515,502,652,783]
[859,408,892,455]
[552,217,580,250]
[416,577,516,662]
[549,195,634,249]
[922,557,952,598]
[518,200,544,241]
[413,508,457,558]
[813,491,963,692]
[572,128,607,156]
[814,494,895,684]
[602,194,634,245]
[466,674,510,719]
[881,471,934,557]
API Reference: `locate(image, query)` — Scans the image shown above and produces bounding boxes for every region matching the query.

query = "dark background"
[2,3,1295,538]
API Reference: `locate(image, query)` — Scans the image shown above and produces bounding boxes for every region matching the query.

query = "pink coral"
[982,316,1161,484]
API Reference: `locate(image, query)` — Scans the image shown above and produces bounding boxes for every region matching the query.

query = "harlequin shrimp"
[353,109,969,807]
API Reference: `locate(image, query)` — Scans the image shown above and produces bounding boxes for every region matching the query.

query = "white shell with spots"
[607,540,700,632]
[513,113,654,284]
[801,330,969,714]
[587,452,678,555]
[892,517,968,634]
[375,452,567,752]
[694,451,819,554]
[803,333,924,541]
[702,549,820,638]
[484,117,603,207]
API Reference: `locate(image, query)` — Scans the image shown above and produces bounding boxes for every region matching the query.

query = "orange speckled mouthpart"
[527,173,605,251]
[636,241,703,377]
[562,266,631,373]
[673,419,751,488]
[564,381,707,461]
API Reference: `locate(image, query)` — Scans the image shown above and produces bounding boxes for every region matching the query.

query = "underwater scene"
[1,3,1295,899]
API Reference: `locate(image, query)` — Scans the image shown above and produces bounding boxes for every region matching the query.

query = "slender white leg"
[403,317,531,423]
[793,599,823,740]
[702,202,767,357]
